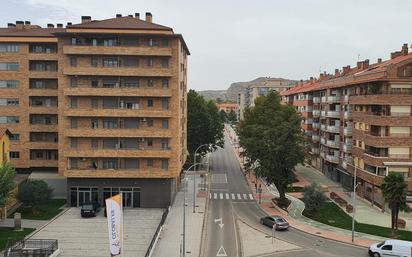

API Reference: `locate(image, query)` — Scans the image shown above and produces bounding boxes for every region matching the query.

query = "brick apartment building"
[0,13,189,208]
[281,44,412,207]
[216,102,238,113]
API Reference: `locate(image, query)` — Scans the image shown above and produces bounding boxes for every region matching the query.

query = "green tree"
[380,173,409,234]
[219,109,228,122]
[302,183,326,217]
[187,90,224,159]
[227,110,237,123]
[17,180,53,214]
[0,163,15,207]
[238,91,305,207]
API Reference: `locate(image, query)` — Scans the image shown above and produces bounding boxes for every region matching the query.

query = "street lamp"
[352,166,361,243]
[181,163,204,257]
[193,144,210,213]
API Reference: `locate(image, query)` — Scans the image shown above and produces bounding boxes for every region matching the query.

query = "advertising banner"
[106,194,123,257]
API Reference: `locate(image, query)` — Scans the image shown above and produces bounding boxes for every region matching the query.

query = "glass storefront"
[70,187,141,208]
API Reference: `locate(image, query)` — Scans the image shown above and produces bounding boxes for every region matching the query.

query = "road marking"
[225,193,229,199]
[211,174,228,184]
[220,193,223,199]
[214,193,217,199]
[216,245,227,256]
[214,218,224,229]
[209,193,211,199]
[249,194,253,200]
[237,193,241,200]
[243,193,247,200]
[231,193,235,200]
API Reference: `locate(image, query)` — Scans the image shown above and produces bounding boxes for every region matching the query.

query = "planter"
[330,192,337,200]
[397,219,406,229]
[346,204,353,213]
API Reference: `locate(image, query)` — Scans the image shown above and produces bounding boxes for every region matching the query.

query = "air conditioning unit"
[141,118,147,123]
[81,157,86,161]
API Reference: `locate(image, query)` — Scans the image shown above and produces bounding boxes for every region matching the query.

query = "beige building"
[0,13,189,208]
[237,77,296,120]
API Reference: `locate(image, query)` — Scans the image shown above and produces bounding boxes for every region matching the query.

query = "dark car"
[260,216,289,230]
[80,202,100,218]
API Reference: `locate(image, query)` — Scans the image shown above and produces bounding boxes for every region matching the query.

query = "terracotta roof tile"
[0,27,64,37]
[68,16,172,31]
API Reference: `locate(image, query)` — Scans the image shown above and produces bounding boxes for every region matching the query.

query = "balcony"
[28,106,58,114]
[29,141,58,149]
[313,110,320,117]
[64,168,171,178]
[312,123,320,129]
[29,124,58,132]
[65,108,172,118]
[343,143,352,153]
[63,67,173,77]
[313,97,320,104]
[326,154,339,163]
[326,125,340,133]
[65,128,172,138]
[349,94,412,105]
[321,111,326,117]
[327,96,339,103]
[64,87,172,97]
[320,124,327,131]
[65,148,172,158]
[353,111,412,126]
[326,139,340,148]
[342,95,349,103]
[327,111,340,118]
[352,129,412,147]
[63,45,172,56]
[29,159,58,168]
[321,96,327,102]
[312,135,320,142]
[311,147,320,154]
[344,127,353,136]
[320,138,326,145]
[344,111,353,119]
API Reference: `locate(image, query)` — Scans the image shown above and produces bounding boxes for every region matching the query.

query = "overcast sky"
[1,0,411,91]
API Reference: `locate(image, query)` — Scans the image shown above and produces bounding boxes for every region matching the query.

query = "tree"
[17,180,53,214]
[238,91,305,207]
[219,109,228,122]
[187,90,224,159]
[227,110,237,123]
[380,173,409,234]
[302,183,326,217]
[0,163,15,207]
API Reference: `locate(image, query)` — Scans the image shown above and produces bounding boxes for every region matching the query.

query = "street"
[202,135,369,257]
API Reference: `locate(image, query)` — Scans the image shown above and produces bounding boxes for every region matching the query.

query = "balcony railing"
[342,95,349,103]
[343,143,352,152]
[326,125,340,133]
[321,111,326,117]
[326,139,340,148]
[320,124,327,131]
[326,154,339,163]
[344,111,353,119]
[344,127,352,136]
[312,135,320,142]
[320,138,326,144]
[327,111,340,118]
[327,96,339,103]
[312,123,320,129]
[313,97,320,104]
[311,147,320,154]
[313,110,320,117]
[321,96,327,102]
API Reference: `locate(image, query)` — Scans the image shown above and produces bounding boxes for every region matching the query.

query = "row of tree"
[219,109,237,124]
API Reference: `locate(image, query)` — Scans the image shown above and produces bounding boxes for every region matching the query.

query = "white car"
[368,239,412,257]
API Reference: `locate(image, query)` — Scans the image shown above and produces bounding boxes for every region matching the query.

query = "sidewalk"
[152,174,206,257]
[0,218,47,229]
[295,165,412,230]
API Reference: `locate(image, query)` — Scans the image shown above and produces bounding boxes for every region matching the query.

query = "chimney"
[67,22,72,26]
[116,14,122,18]
[377,58,382,64]
[7,23,16,28]
[319,73,324,80]
[15,21,24,30]
[145,12,152,23]
[81,16,91,24]
[56,23,63,28]
[24,21,31,25]
[334,68,340,76]
[401,43,409,56]
[356,61,362,69]
[47,23,54,28]
[342,65,350,74]
[135,13,140,19]
[362,59,369,69]
[299,79,303,86]
[128,14,133,17]
[310,77,314,83]
[391,51,401,59]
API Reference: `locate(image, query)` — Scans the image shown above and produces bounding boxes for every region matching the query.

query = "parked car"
[368,239,412,257]
[80,202,100,218]
[260,216,289,230]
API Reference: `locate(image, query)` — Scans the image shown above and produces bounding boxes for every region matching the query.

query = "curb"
[199,166,211,257]
[26,207,71,239]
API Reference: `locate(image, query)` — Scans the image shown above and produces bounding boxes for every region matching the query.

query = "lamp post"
[352,166,360,243]
[182,163,203,257]
[193,144,209,213]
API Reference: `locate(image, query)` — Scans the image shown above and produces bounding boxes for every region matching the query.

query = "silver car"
[260,215,289,230]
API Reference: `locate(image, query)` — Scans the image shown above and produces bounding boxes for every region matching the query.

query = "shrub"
[302,183,326,217]
[17,180,53,214]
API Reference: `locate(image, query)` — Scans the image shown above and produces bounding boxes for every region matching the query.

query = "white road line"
[231,193,235,200]
[243,194,247,200]
[214,193,217,199]
[225,193,229,199]
[249,194,253,200]
[220,193,223,199]
[209,193,211,199]
[237,193,242,200]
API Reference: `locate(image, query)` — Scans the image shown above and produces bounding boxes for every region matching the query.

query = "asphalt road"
[202,136,370,257]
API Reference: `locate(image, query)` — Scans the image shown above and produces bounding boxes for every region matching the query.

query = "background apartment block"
[0,13,189,208]
[282,44,412,207]
[237,77,296,120]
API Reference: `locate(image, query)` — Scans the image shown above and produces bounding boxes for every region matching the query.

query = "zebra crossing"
[209,192,254,201]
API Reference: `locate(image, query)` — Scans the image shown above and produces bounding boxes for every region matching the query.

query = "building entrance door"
[78,190,91,206]
[122,191,132,208]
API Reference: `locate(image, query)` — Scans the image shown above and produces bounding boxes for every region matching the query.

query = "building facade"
[237,77,296,120]
[0,13,189,208]
[282,44,412,207]
[216,102,237,113]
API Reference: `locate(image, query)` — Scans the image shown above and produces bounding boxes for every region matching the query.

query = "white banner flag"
[106,194,123,257]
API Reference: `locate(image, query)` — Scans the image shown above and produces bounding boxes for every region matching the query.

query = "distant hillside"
[197,90,228,102]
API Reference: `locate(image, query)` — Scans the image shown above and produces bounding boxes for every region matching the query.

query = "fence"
[4,239,58,257]
[144,207,169,257]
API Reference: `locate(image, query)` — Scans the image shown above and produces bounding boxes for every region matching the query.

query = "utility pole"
[182,177,187,257]
[352,166,360,243]
[193,144,209,213]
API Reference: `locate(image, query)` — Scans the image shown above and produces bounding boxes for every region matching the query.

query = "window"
[29,44,56,53]
[0,99,19,106]
[162,99,169,109]
[91,57,98,67]
[146,138,153,147]
[103,139,118,149]
[91,80,98,87]
[91,119,98,129]
[103,119,118,129]
[10,151,20,159]
[147,58,154,67]
[147,38,159,47]
[103,159,118,169]
[147,79,154,87]
[162,79,169,88]
[0,116,19,124]
[147,99,154,107]
[0,43,18,52]
[70,118,77,129]
[381,245,392,251]
[161,159,169,170]
[91,139,98,149]
[70,78,77,87]
[147,119,154,127]
[70,57,77,67]
[103,58,118,67]
[103,39,116,46]
[70,97,77,108]
[69,158,78,169]
[0,80,18,88]
[143,159,151,168]
[161,139,169,149]
[161,58,169,68]
[0,63,18,71]
[162,119,169,129]
[124,79,139,88]
[9,134,19,141]
[70,138,77,148]
[161,39,169,47]
[91,98,98,109]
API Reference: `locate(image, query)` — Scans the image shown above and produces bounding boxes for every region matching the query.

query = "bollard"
[14,212,22,231]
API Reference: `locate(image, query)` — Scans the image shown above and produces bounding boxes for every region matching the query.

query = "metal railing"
[4,239,58,257]
[144,208,169,257]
